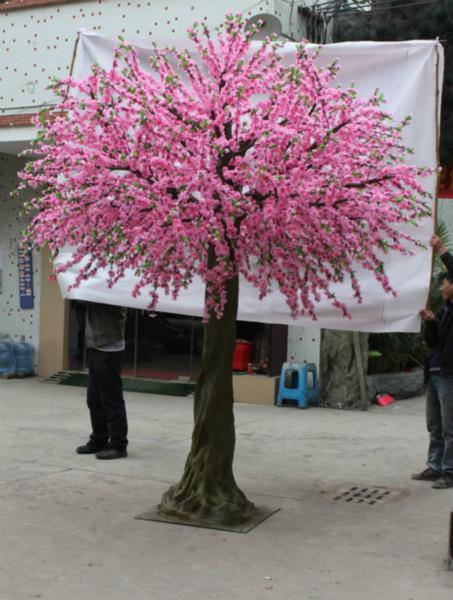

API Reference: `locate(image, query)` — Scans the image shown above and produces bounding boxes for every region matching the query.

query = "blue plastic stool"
[276,362,320,409]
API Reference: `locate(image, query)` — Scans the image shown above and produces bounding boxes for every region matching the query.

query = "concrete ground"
[0,378,452,600]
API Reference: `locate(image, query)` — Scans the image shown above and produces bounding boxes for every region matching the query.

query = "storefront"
[67,301,288,382]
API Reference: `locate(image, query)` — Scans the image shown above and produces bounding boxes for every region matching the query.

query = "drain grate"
[333,486,398,506]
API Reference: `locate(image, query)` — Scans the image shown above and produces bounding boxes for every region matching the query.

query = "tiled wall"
[0,0,274,120]
[287,325,320,370]
[0,152,40,360]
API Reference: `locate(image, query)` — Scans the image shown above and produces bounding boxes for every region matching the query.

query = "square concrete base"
[135,505,280,533]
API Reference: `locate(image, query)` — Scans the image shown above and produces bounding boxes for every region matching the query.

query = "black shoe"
[76,441,107,455]
[96,447,128,460]
[411,468,441,481]
[432,475,453,489]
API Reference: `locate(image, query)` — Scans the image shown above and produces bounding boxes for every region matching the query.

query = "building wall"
[0,0,274,124]
[287,325,320,370]
[274,0,306,40]
[38,246,69,377]
[0,152,40,363]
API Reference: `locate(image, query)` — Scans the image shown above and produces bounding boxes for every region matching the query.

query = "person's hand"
[430,235,447,255]
[420,309,435,321]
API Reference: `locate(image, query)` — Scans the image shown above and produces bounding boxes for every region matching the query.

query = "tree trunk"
[158,273,255,526]
[320,329,369,410]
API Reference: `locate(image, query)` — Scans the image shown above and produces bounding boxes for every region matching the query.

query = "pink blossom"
[16,15,431,320]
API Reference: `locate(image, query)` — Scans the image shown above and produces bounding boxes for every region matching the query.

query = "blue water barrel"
[0,336,16,377]
[14,336,34,376]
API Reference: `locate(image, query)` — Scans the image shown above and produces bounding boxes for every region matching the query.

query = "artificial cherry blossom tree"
[17,15,431,525]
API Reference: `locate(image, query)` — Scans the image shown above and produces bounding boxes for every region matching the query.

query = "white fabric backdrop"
[56,31,444,332]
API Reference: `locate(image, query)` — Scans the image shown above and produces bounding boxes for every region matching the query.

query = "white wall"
[274,0,305,40]
[0,153,40,362]
[287,325,320,370]
[273,0,325,41]
[0,0,273,135]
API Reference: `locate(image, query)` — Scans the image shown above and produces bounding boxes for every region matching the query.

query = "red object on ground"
[233,340,253,371]
[376,394,394,407]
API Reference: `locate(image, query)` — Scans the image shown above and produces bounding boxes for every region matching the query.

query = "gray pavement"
[0,377,452,600]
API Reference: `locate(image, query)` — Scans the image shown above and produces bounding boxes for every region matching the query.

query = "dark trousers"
[426,374,453,475]
[87,349,128,449]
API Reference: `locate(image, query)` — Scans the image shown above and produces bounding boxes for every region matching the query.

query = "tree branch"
[345,175,393,189]
[307,119,351,153]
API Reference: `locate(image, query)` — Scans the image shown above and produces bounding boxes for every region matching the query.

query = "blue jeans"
[426,374,453,475]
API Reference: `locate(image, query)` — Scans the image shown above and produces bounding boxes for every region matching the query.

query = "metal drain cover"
[333,485,401,506]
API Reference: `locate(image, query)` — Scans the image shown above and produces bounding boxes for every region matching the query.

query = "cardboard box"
[233,374,279,406]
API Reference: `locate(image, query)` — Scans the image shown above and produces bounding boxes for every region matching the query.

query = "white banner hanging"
[56,31,443,333]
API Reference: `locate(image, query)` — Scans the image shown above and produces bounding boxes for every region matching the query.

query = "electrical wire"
[291,0,440,14]
[0,103,57,112]
[290,0,441,43]
[328,0,441,18]
[309,0,421,9]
